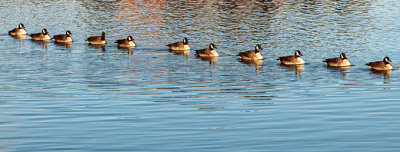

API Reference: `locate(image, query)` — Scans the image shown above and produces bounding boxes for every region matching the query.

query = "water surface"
[1,0,400,151]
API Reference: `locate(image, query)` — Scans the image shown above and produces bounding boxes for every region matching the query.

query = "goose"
[86,32,106,45]
[30,29,51,41]
[195,43,218,57]
[277,50,305,65]
[166,37,190,51]
[8,23,28,36]
[238,44,263,60]
[53,30,72,43]
[323,52,351,67]
[366,56,393,70]
[115,36,136,47]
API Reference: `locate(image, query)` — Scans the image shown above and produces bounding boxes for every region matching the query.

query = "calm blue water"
[1,0,400,151]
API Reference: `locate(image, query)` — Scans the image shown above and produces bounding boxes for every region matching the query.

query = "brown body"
[324,53,351,67]
[30,29,51,41]
[278,50,305,65]
[195,43,219,57]
[8,23,28,36]
[167,38,190,51]
[53,30,72,43]
[87,32,106,45]
[366,57,393,70]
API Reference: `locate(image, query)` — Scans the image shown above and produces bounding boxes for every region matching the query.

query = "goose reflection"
[281,64,304,75]
[88,44,106,51]
[11,35,27,40]
[11,35,27,46]
[198,56,218,65]
[117,46,135,51]
[128,50,133,55]
[54,41,72,49]
[117,46,134,55]
[327,66,350,77]
[169,50,190,56]
[327,66,350,72]
[31,39,49,49]
[239,59,263,66]
[370,69,392,80]
[239,59,263,71]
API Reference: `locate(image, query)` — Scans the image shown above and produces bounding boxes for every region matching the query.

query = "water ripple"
[1,0,400,151]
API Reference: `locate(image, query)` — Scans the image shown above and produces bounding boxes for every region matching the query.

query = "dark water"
[1,0,400,151]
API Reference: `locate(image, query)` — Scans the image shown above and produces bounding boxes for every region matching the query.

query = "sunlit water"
[1,0,400,151]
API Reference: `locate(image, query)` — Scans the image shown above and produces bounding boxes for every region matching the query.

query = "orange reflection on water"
[114,0,166,47]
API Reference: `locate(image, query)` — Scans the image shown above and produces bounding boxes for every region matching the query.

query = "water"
[1,0,400,151]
